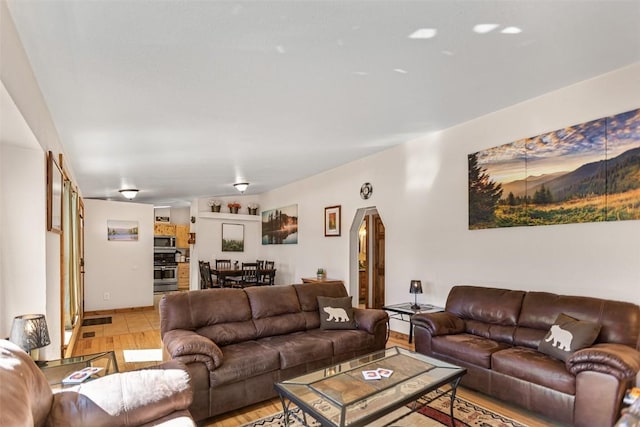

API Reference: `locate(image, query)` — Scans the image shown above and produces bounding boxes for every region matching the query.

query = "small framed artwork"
[324,205,341,237]
[47,151,63,233]
[222,223,244,252]
[107,220,139,241]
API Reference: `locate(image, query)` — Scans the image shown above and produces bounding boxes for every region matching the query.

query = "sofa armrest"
[48,364,193,427]
[163,329,223,372]
[411,312,465,336]
[567,343,640,381]
[353,308,389,334]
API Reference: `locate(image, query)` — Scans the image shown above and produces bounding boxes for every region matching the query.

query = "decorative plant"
[228,202,241,209]
[208,200,221,207]
[248,203,259,209]
[317,268,325,276]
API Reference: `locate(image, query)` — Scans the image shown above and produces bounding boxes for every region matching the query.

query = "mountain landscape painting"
[469,108,640,229]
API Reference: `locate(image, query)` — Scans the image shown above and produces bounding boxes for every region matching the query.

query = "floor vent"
[82,331,96,338]
[82,316,112,326]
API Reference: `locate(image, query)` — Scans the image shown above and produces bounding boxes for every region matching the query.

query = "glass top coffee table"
[275,347,466,427]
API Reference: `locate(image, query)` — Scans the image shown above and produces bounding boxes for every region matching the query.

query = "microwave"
[154,235,176,249]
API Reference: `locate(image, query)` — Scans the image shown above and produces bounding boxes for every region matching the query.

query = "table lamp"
[9,314,51,363]
[409,280,423,310]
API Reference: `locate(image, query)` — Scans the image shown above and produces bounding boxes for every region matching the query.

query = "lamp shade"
[409,280,423,294]
[9,314,51,352]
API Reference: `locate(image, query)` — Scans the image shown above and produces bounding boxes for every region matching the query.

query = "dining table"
[211,267,277,286]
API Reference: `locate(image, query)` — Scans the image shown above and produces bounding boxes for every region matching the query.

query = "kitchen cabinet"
[177,263,190,291]
[176,225,190,248]
[154,223,176,236]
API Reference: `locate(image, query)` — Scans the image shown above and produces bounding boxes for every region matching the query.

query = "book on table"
[62,366,104,384]
[624,387,640,405]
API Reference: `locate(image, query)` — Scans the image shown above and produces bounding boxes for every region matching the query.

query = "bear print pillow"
[317,296,358,330]
[538,313,601,361]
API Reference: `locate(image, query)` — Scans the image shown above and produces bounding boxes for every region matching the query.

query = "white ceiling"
[5,1,640,206]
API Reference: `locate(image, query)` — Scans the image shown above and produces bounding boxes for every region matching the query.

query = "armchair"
[0,339,195,427]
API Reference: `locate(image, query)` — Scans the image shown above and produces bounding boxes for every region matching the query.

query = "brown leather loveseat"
[413,285,640,427]
[160,282,389,421]
[0,339,195,426]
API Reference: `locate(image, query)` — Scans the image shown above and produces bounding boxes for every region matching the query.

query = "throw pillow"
[538,313,601,361]
[317,296,358,330]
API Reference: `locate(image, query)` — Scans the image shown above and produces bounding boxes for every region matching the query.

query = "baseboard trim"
[84,305,154,316]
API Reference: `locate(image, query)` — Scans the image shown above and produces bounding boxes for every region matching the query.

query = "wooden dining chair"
[199,261,214,289]
[215,259,233,286]
[240,262,259,287]
[258,260,275,286]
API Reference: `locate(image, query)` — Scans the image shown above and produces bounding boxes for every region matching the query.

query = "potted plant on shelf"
[247,203,259,215]
[316,268,326,281]
[209,200,222,212]
[228,202,241,214]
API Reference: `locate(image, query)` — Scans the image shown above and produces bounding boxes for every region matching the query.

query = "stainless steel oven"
[154,265,178,292]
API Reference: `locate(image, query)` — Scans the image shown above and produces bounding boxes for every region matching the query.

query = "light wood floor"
[73,296,559,427]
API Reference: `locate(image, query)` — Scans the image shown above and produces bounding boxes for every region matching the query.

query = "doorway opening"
[349,208,386,309]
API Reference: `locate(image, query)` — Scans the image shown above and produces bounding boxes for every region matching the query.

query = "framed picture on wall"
[324,205,341,237]
[47,151,63,233]
[222,223,244,252]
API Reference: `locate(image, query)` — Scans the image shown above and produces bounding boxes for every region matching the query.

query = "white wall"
[84,199,154,311]
[258,64,640,334]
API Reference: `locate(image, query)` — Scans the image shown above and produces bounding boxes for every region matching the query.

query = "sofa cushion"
[306,329,377,355]
[257,332,334,369]
[245,286,307,338]
[492,346,576,395]
[293,283,349,329]
[431,333,510,368]
[538,313,601,362]
[318,296,357,330]
[211,341,280,387]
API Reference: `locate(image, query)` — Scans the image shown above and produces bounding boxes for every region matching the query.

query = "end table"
[39,351,118,389]
[383,302,444,343]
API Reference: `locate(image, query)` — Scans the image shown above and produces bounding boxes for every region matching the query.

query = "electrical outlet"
[103,292,110,300]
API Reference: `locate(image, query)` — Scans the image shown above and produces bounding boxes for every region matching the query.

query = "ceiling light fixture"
[473,24,499,34]
[501,26,522,34]
[119,189,139,200]
[233,182,249,193]
[409,28,437,39]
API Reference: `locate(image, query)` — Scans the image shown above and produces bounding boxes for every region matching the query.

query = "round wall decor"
[360,182,373,199]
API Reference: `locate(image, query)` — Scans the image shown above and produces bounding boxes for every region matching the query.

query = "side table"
[383,302,444,343]
[39,351,119,389]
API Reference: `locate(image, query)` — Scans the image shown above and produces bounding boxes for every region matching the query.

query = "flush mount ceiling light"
[408,28,437,39]
[501,26,522,34]
[233,182,249,193]
[119,189,139,200]
[473,23,499,34]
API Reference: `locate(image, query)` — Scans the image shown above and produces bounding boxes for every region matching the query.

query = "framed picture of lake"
[468,107,640,229]
[262,204,298,244]
[222,223,244,252]
[107,220,139,241]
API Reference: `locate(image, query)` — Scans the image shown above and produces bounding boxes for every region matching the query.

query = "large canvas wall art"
[262,204,298,244]
[468,107,640,229]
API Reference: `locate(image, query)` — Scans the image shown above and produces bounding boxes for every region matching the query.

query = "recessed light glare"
[393,68,408,74]
[276,45,286,54]
[441,50,455,56]
[409,28,437,39]
[501,26,522,34]
[352,71,368,76]
[473,24,499,34]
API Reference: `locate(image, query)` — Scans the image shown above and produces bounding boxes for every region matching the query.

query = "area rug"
[241,390,528,427]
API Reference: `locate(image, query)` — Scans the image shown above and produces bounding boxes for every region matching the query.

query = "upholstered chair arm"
[163,329,223,372]
[567,343,640,381]
[412,312,465,336]
[353,308,389,334]
[46,363,194,427]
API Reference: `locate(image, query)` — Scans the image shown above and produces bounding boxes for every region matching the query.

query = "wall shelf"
[198,212,260,222]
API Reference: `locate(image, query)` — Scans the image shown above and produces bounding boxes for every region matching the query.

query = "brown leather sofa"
[160,282,389,421]
[0,339,195,427]
[413,285,640,427]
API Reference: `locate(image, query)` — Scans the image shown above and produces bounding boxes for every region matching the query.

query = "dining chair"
[240,262,259,287]
[258,260,275,286]
[215,259,233,286]
[199,261,214,289]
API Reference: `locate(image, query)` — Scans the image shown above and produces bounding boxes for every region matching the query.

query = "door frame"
[349,207,385,307]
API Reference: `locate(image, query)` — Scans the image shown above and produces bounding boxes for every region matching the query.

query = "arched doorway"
[349,208,385,308]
